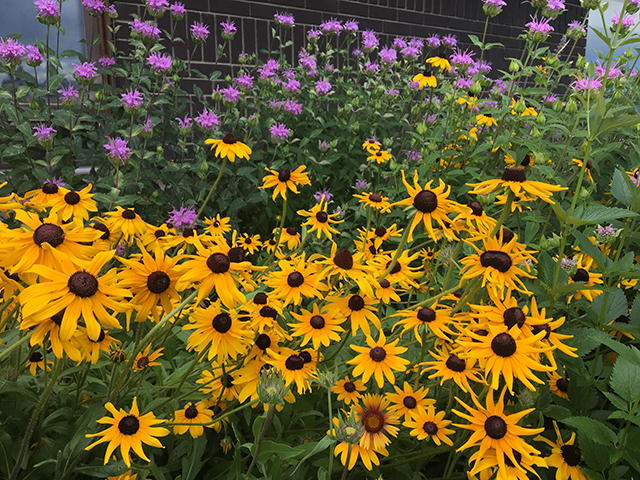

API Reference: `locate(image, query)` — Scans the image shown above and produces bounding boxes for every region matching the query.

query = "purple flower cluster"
[283,71,300,93]
[120,89,144,113]
[147,52,173,75]
[176,115,192,134]
[258,59,280,81]
[344,20,359,33]
[307,29,322,43]
[426,34,440,49]
[25,45,43,67]
[33,124,56,147]
[0,38,27,68]
[400,46,420,60]
[442,34,457,48]
[98,56,116,69]
[482,0,506,17]
[270,123,291,142]
[379,46,397,64]
[58,85,80,107]
[221,20,237,40]
[167,205,197,230]
[34,0,60,25]
[104,136,131,165]
[195,109,219,132]
[190,22,210,43]
[362,30,379,51]
[169,2,185,19]
[298,50,317,73]
[405,150,421,162]
[320,18,342,35]
[571,76,603,94]
[274,12,295,27]
[130,18,161,42]
[315,189,333,202]
[233,73,254,90]
[220,85,241,103]
[72,62,98,85]
[355,178,369,190]
[450,48,475,72]
[525,15,554,42]
[146,0,169,17]
[268,99,303,115]
[82,0,107,16]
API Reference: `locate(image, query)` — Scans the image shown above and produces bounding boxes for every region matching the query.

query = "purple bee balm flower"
[362,30,379,51]
[408,80,420,91]
[195,108,219,132]
[72,62,97,85]
[315,189,333,202]
[175,115,192,134]
[478,60,492,74]
[307,29,322,42]
[406,150,421,161]
[140,119,155,132]
[595,61,622,79]
[283,99,302,115]
[426,34,441,49]
[571,76,603,93]
[104,136,131,165]
[352,48,364,57]
[283,76,300,94]
[482,0,506,17]
[105,4,117,18]
[169,2,185,20]
[393,37,408,50]
[33,124,56,147]
[268,99,284,111]
[344,20,359,33]
[220,85,241,103]
[120,89,144,113]
[450,48,475,73]
[386,88,400,97]
[147,52,172,75]
[321,18,342,35]
[0,38,27,68]
[58,85,79,107]
[611,12,635,31]
[409,38,424,49]
[456,77,473,89]
[115,242,126,255]
[233,72,254,90]
[442,34,457,48]
[270,123,291,142]
[355,178,369,190]
[379,46,397,64]
[526,15,554,42]
[221,20,236,40]
[426,113,438,124]
[34,0,61,25]
[25,45,43,67]
[315,79,331,95]
[146,0,169,17]
[98,56,115,69]
[298,50,317,72]
[274,12,295,27]
[365,61,379,74]
[567,20,586,40]
[167,204,197,230]
[400,46,420,60]
[543,94,557,103]
[190,21,210,43]
[129,18,160,42]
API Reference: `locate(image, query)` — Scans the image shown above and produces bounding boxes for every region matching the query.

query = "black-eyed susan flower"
[348,331,409,387]
[49,184,97,223]
[278,226,301,250]
[265,253,326,306]
[204,214,231,237]
[21,310,84,362]
[77,327,120,364]
[404,404,455,446]
[140,223,175,251]
[453,201,496,234]
[467,168,566,204]
[205,133,252,162]
[567,255,603,302]
[331,376,366,405]
[297,198,344,240]
[85,397,169,467]
[353,191,391,211]
[326,291,381,337]
[369,249,423,289]
[476,113,497,127]
[261,165,311,201]
[387,382,433,421]
[548,371,569,400]
[468,448,547,480]
[197,362,240,401]
[362,139,381,154]
[391,170,461,242]
[392,303,456,343]
[375,278,401,304]
[354,393,400,451]
[106,470,139,480]
[237,233,262,254]
[26,351,53,375]
[412,69,437,88]
[536,421,587,480]
[316,244,376,298]
[183,301,251,361]
[173,401,213,438]
[266,346,318,394]
[104,207,150,242]
[133,345,163,371]
[426,56,452,71]
[367,149,392,164]
[454,388,543,472]
[334,424,386,471]
[289,303,345,349]
[421,350,483,394]
[24,181,65,207]
[20,250,129,341]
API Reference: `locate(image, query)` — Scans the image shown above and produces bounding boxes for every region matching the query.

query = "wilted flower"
[104,136,131,165]
[270,123,291,143]
[34,0,61,25]
[190,21,210,43]
[147,52,172,75]
[257,368,287,405]
[25,45,43,67]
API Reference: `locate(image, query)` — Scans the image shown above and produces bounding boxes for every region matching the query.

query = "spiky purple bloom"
[315,79,331,95]
[400,46,420,60]
[0,38,26,68]
[274,12,295,27]
[450,48,475,72]
[233,72,254,90]
[105,4,117,18]
[140,119,155,132]
[25,45,43,67]
[146,0,169,17]
[147,52,173,75]
[442,34,457,48]
[299,50,317,72]
[406,150,421,161]
[386,88,399,97]
[409,38,424,49]
[58,85,79,107]
[560,256,576,269]
[220,85,241,103]
[379,46,397,64]
[220,20,236,40]
[355,178,369,190]
[129,18,161,41]
[167,204,197,230]
[98,56,115,69]
[120,89,144,113]
[283,74,300,93]
[344,19,359,33]
[566,20,586,39]
[72,62,97,85]
[456,77,473,89]
[352,48,364,57]
[320,18,342,35]
[483,0,506,15]
[526,15,554,42]
[393,37,408,50]
[190,21,210,43]
[195,109,219,131]
[283,98,302,115]
[175,115,192,134]
[426,113,438,124]
[426,34,441,48]
[104,136,131,165]
[33,124,56,146]
[169,2,185,19]
[362,30,379,51]
[571,76,603,93]
[365,61,379,74]
[34,0,61,25]
[315,189,333,202]
[270,123,291,142]
[258,58,279,81]
[115,242,126,255]
[543,93,557,103]
[611,12,635,31]
[307,29,322,42]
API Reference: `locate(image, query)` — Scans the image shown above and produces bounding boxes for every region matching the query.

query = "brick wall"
[113,0,587,97]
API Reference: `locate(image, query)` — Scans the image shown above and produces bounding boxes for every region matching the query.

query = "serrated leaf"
[604,391,628,411]
[610,356,640,403]
[612,168,633,206]
[562,327,610,356]
[537,251,556,286]
[595,114,640,137]
[608,411,640,427]
[592,288,628,325]
[562,416,617,445]
[579,205,639,224]
[579,431,613,471]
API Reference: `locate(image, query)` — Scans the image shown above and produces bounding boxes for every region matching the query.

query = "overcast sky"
[585,0,629,62]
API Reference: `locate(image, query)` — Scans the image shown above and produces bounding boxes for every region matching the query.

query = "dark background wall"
[113,0,587,96]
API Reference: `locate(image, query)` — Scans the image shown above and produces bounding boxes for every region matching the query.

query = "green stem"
[192,156,228,227]
[263,197,288,266]
[0,331,34,362]
[376,213,414,281]
[246,406,276,476]
[339,444,352,480]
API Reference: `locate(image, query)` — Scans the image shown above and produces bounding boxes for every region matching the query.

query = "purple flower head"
[483,0,506,16]
[315,189,333,202]
[409,38,424,49]
[315,79,331,95]
[319,140,331,152]
[307,29,322,43]
[233,72,254,90]
[104,136,131,165]
[560,256,577,270]
[283,74,300,94]
[270,123,291,143]
[426,34,441,49]
[379,46,397,64]
[195,108,219,132]
[426,113,438,124]
[450,48,475,72]
[33,124,56,147]
[220,85,241,103]
[98,56,115,69]
[167,204,197,230]
[25,45,43,67]
[355,178,369,190]
[105,4,117,18]
[393,37,408,50]
[567,20,587,40]
[175,115,192,134]
[320,18,342,35]
[406,150,421,161]
[362,30,379,51]
[456,77,473,89]
[526,15,554,42]
[72,62,97,85]
[0,38,27,68]
[352,48,364,58]
[190,21,210,43]
[120,89,144,113]
[595,61,622,79]
[140,119,155,132]
[543,0,565,18]
[365,61,379,74]
[611,12,635,32]
[478,60,492,74]
[543,93,558,103]
[274,12,295,28]
[386,88,399,97]
[58,85,79,107]
[344,19,359,33]
[34,0,61,24]
[571,76,603,93]
[298,50,317,73]
[408,80,420,91]
[220,20,237,40]
[147,52,173,75]
[442,34,457,48]
[115,242,126,255]
[146,0,169,17]
[400,46,420,60]
[268,99,284,111]
[129,18,160,42]
[169,2,185,20]
[258,59,279,81]
[283,98,302,115]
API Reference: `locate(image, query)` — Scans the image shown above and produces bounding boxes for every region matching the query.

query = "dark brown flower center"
[212,313,232,333]
[348,295,365,311]
[42,182,59,194]
[503,307,525,329]
[90,329,106,343]
[182,228,197,237]
[491,333,517,357]
[278,169,291,182]
[423,421,438,435]
[285,354,304,370]
[118,415,140,435]
[480,251,512,272]
[299,350,312,363]
[375,226,387,237]
[344,381,356,393]
[446,355,466,372]
[225,247,244,263]
[206,253,230,273]
[386,260,402,275]
[532,323,551,340]
[238,311,251,322]
[287,272,304,287]
[561,445,581,467]
[501,167,527,182]
[64,191,81,205]
[484,415,507,439]
[505,451,522,468]
[403,396,417,409]
[362,410,385,433]
[137,356,149,368]
[224,374,234,388]
[333,250,354,269]
[557,377,569,392]
[29,351,43,362]
[185,404,199,419]
[379,279,391,288]
[147,271,170,294]
[310,315,325,329]
[315,211,328,223]
[260,306,278,318]
[572,268,589,283]
[251,294,267,307]
[468,202,483,216]
[417,307,436,323]
[223,133,237,144]
[93,223,110,240]
[68,271,99,298]
[151,229,164,239]
[501,228,515,244]
[33,224,65,248]
[413,190,438,213]
[51,310,64,326]
[286,226,297,235]
[255,333,271,350]
[122,209,137,219]
[369,193,382,203]
[369,346,386,362]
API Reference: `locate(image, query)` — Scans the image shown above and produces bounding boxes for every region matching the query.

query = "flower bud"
[513,98,527,114]
[536,111,546,125]
[581,0,601,9]
[509,60,520,73]
[565,98,578,114]
[197,157,209,179]
[553,100,564,113]
[95,89,106,101]
[469,81,482,95]
[257,367,287,405]
[416,121,429,136]
[576,54,587,70]
[579,186,591,199]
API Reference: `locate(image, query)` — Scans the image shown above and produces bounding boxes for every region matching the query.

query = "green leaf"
[599,337,640,368]
[578,205,639,224]
[610,356,640,402]
[573,230,611,272]
[612,168,633,206]
[561,328,610,356]
[468,34,483,47]
[562,416,617,445]
[595,114,640,138]
[537,251,556,286]
[193,85,203,99]
[604,392,628,411]
[592,288,628,325]
[291,435,336,475]
[182,435,207,480]
[579,431,613,471]
[3,144,26,157]
[608,411,640,427]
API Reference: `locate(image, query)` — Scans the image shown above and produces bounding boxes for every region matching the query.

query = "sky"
[585,0,630,62]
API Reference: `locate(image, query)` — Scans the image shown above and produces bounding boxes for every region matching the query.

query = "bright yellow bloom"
[205,133,252,162]
[348,331,409,387]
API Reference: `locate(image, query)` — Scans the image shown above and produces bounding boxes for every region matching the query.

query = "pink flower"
[147,52,172,75]
[34,0,60,25]
[190,22,210,43]
[72,62,97,85]
[104,136,131,165]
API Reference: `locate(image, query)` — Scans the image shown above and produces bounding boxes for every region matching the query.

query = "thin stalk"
[246,407,276,476]
[0,331,34,361]
[339,444,352,480]
[192,156,228,227]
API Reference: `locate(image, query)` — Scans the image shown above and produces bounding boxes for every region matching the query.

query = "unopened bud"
[565,98,578,114]
[576,55,587,70]
[509,60,520,73]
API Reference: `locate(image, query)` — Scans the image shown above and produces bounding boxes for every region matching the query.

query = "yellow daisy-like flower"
[133,344,163,371]
[325,291,381,337]
[265,253,326,306]
[297,197,344,240]
[289,302,345,349]
[197,363,240,401]
[260,165,311,201]
[85,397,169,467]
[107,470,138,480]
[204,214,232,237]
[277,225,301,250]
[266,347,318,394]
[362,139,381,154]
[369,249,423,290]
[22,309,84,362]
[468,448,547,480]
[140,223,176,251]
[548,371,570,400]
[237,233,262,254]
[24,180,65,207]
[426,56,452,71]
[476,113,498,127]
[404,404,455,446]
[77,327,120,364]
[331,376,366,405]
[334,425,387,471]
[48,184,97,223]
[316,243,377,298]
[391,170,461,242]
[467,167,567,204]
[386,382,434,421]
[567,255,603,302]
[412,71,437,88]
[536,421,588,480]
[347,331,410,388]
[353,191,391,211]
[392,302,456,343]
[173,401,213,438]
[510,98,538,117]
[421,350,483,394]
[26,351,54,375]
[354,393,400,451]
[367,150,392,164]
[104,207,150,242]
[454,388,543,472]
[205,133,252,162]
[453,201,497,234]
